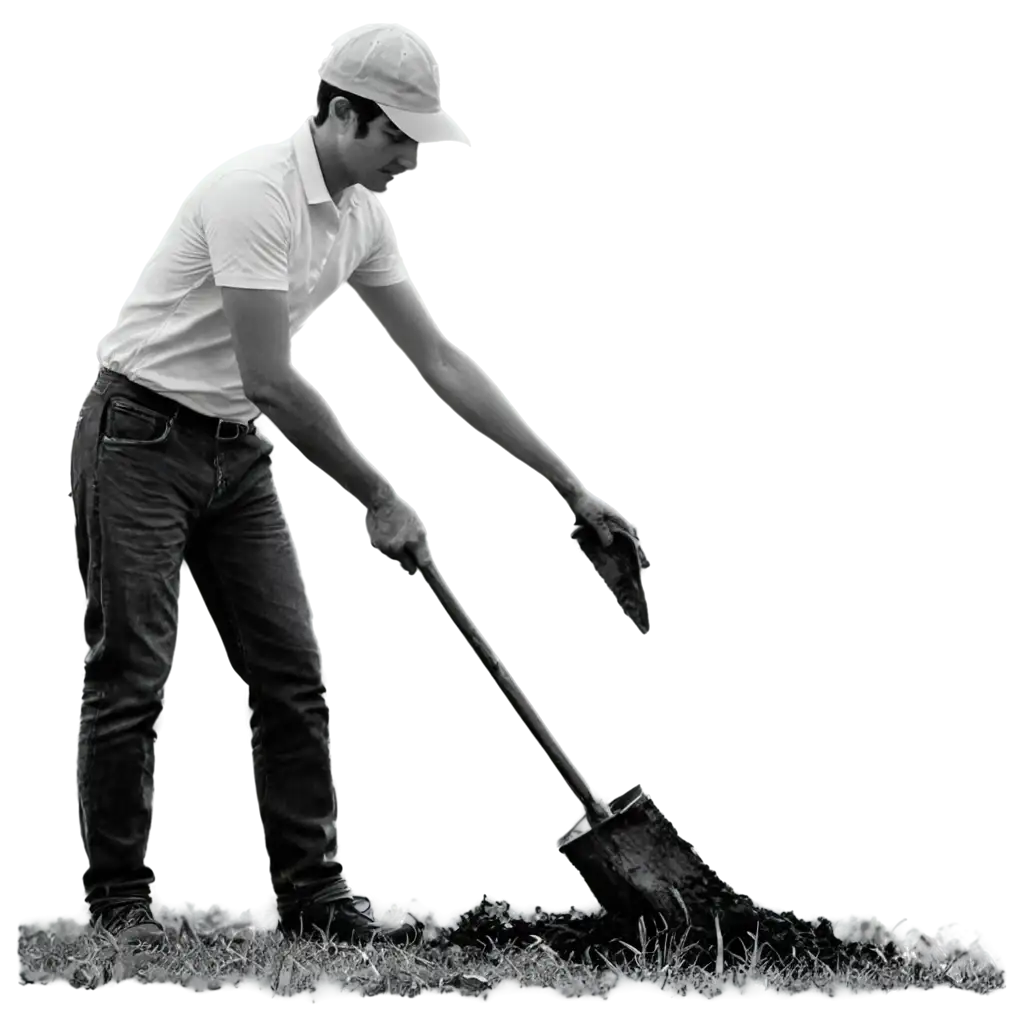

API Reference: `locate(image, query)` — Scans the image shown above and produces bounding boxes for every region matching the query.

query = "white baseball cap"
[318,24,469,145]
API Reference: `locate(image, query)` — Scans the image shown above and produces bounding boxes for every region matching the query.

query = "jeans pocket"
[101,397,173,446]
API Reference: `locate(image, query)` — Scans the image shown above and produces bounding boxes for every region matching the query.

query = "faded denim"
[70,368,346,916]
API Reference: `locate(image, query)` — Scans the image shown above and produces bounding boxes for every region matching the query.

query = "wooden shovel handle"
[418,557,610,825]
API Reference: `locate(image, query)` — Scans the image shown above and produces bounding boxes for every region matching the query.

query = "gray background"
[2,6,1024,958]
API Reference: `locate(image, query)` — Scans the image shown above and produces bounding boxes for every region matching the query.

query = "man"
[70,23,641,948]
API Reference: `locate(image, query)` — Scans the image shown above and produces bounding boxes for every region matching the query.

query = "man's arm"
[221,286,397,509]
[351,278,585,506]
[203,171,396,511]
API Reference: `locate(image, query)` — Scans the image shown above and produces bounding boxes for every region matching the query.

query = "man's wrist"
[553,473,585,507]
[366,480,398,512]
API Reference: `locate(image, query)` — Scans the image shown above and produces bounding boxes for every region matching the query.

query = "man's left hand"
[568,488,651,631]
[569,490,642,551]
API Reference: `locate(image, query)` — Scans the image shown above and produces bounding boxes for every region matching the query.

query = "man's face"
[336,104,419,192]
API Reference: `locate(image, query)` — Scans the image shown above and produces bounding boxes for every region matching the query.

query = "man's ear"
[331,97,355,130]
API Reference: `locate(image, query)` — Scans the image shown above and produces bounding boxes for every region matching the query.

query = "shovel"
[416,551,737,932]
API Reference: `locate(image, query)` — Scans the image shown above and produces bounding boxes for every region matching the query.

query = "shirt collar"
[293,117,359,208]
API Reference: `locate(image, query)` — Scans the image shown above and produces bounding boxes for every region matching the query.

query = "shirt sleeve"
[348,200,409,287]
[201,171,291,290]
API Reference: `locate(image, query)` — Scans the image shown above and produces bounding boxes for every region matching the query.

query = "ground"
[16,892,1007,1003]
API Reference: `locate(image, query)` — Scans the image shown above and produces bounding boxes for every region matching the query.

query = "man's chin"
[360,170,397,192]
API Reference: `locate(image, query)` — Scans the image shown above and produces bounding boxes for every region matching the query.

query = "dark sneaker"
[90,900,167,946]
[278,894,422,946]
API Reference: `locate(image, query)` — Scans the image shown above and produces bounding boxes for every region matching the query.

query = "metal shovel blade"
[561,782,729,929]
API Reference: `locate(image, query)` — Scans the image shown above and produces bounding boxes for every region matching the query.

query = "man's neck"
[310,124,355,204]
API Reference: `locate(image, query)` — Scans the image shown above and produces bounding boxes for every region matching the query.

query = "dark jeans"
[70,368,346,917]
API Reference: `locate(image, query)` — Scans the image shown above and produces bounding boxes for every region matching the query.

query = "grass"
[17,898,1005,1000]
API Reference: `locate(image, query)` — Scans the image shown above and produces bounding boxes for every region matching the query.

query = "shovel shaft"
[419,559,609,824]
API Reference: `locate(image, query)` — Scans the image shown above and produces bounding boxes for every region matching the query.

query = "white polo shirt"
[96,117,408,422]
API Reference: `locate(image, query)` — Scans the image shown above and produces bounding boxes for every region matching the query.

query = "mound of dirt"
[427,894,905,973]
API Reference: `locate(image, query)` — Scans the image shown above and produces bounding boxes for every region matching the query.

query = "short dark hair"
[314,81,386,137]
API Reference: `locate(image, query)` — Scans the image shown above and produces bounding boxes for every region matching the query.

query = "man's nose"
[395,148,419,169]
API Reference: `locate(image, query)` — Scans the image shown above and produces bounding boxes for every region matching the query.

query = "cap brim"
[377,102,470,145]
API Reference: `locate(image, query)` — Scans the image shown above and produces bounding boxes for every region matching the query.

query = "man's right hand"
[366,492,430,574]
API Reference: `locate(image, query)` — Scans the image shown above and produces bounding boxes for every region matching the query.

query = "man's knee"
[256,630,319,688]
[81,624,173,728]
[247,628,322,686]
[81,670,167,718]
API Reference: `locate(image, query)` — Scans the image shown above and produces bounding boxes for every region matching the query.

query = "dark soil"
[430,894,924,975]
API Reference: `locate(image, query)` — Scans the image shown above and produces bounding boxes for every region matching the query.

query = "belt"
[100,368,258,441]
